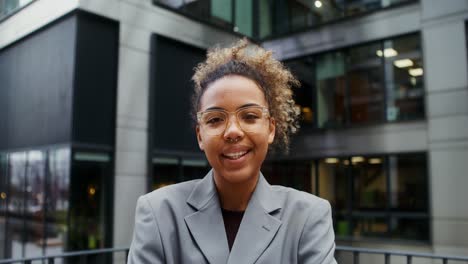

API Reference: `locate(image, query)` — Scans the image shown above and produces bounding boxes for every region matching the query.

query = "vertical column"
[113,24,152,248]
[421,0,468,256]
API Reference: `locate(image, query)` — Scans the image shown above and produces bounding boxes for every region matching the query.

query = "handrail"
[2,246,468,263]
[0,247,129,264]
[336,245,468,263]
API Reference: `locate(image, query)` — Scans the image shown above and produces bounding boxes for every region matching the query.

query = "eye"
[206,117,224,125]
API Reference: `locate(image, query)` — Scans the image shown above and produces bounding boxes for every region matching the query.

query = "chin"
[214,167,259,185]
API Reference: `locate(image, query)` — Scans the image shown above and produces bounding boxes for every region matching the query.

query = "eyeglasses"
[197,106,270,136]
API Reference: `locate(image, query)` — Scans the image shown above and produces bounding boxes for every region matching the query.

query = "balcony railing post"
[353,251,360,264]
[442,258,448,264]
[384,253,390,264]
[406,255,412,264]
[47,257,54,264]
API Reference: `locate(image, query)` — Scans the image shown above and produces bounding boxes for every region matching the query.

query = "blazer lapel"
[185,171,230,264]
[227,174,283,264]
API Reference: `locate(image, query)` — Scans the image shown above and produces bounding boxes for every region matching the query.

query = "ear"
[196,125,204,150]
[268,118,276,144]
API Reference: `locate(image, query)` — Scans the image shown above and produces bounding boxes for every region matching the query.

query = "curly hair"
[192,39,300,153]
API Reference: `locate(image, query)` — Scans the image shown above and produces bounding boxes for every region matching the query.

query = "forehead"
[200,75,267,111]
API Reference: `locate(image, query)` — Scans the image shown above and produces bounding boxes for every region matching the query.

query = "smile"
[222,150,249,160]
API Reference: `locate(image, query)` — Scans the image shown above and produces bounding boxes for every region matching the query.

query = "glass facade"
[153,0,416,40]
[261,153,429,242]
[0,148,113,260]
[285,33,425,129]
[0,0,34,21]
[152,156,210,190]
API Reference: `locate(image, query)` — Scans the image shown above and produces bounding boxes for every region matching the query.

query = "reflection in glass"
[389,216,429,241]
[389,154,428,212]
[316,52,346,128]
[286,57,316,127]
[261,160,313,192]
[318,158,348,211]
[351,156,386,210]
[45,148,70,257]
[153,157,179,190]
[348,43,384,124]
[0,0,34,20]
[0,153,7,258]
[182,159,210,181]
[68,151,112,258]
[384,35,424,121]
[24,151,46,258]
[8,152,27,259]
[353,216,388,238]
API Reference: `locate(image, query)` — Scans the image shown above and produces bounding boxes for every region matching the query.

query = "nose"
[223,114,244,142]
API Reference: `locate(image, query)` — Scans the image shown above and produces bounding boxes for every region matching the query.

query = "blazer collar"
[185,170,284,264]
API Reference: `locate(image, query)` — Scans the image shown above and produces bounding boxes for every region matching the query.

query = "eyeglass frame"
[196,105,271,136]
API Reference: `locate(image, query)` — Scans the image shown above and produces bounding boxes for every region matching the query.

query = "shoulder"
[270,185,331,215]
[139,179,201,212]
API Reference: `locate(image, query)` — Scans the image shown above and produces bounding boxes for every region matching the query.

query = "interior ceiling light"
[351,156,365,163]
[369,158,382,164]
[376,48,398,58]
[409,68,423,76]
[325,157,339,164]
[393,59,413,68]
[315,0,323,8]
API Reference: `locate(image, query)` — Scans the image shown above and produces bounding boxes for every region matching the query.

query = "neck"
[213,173,259,212]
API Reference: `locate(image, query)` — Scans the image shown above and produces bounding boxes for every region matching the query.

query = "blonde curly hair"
[192,39,300,153]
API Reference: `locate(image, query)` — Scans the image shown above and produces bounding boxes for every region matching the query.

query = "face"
[196,75,275,186]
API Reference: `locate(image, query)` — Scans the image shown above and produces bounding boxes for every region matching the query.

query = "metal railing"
[1,246,468,263]
[336,245,468,263]
[0,247,129,264]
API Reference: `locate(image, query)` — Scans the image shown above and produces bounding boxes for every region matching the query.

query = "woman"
[127,39,337,264]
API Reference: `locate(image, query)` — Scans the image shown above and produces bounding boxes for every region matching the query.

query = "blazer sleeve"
[127,195,166,264]
[298,199,337,264]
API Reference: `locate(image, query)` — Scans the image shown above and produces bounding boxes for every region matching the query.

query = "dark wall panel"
[151,35,206,153]
[0,15,76,150]
[72,13,118,147]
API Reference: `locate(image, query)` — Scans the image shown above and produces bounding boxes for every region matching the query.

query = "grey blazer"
[128,171,337,264]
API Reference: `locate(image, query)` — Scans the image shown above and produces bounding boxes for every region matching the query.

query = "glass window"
[351,156,386,210]
[285,57,316,127]
[152,157,210,190]
[153,157,180,190]
[8,152,27,259]
[69,151,112,254]
[316,51,346,128]
[0,0,34,20]
[0,153,7,259]
[235,0,253,37]
[347,42,385,124]
[318,157,348,211]
[314,0,345,24]
[389,216,429,241]
[384,35,424,121]
[261,160,314,192]
[258,0,273,38]
[389,154,428,212]
[346,0,381,16]
[156,0,234,29]
[24,151,46,258]
[182,159,210,181]
[45,148,70,256]
[352,215,388,238]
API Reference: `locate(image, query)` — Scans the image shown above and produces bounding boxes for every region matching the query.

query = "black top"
[221,208,245,251]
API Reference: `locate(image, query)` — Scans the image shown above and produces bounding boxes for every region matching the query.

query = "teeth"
[224,151,247,159]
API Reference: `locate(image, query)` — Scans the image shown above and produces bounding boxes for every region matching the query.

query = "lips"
[223,150,249,160]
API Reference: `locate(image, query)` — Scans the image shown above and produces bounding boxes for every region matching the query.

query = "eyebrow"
[205,103,262,111]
